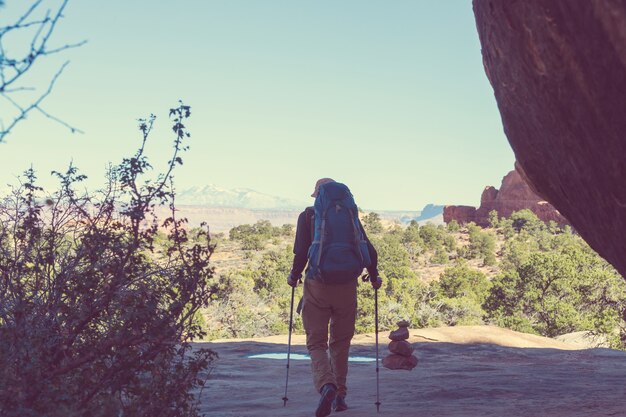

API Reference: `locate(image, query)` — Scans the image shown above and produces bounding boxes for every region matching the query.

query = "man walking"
[288,178,382,417]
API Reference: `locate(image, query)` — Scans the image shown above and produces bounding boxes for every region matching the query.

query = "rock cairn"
[381,320,418,370]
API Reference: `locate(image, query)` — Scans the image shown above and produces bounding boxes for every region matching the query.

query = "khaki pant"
[302,278,357,397]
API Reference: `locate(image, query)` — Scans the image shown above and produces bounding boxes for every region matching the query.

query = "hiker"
[288,178,382,417]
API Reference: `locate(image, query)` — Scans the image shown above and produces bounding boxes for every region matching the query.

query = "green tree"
[485,235,626,344]
[362,212,384,234]
[402,220,421,244]
[466,223,496,266]
[229,220,285,251]
[431,263,491,326]
[281,223,295,236]
[447,219,460,233]
[443,233,457,253]
[430,244,449,265]
[229,224,254,241]
[402,221,424,262]
[419,223,443,250]
[362,234,426,331]
[437,263,491,302]
[488,210,500,228]
[510,209,544,233]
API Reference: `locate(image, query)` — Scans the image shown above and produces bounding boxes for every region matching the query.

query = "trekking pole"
[282,285,296,407]
[374,286,381,412]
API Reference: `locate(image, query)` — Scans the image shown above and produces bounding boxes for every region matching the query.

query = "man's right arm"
[358,219,382,289]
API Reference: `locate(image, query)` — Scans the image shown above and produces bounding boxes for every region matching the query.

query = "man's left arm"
[288,210,310,286]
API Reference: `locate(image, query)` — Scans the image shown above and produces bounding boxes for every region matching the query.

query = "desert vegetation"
[0,103,216,417]
[204,210,626,349]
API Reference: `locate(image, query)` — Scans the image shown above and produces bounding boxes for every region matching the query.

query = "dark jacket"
[290,206,379,280]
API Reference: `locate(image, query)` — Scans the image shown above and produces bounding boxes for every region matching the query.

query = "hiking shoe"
[333,395,348,412]
[315,383,337,417]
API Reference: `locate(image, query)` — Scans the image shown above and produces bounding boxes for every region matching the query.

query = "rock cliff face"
[444,170,568,227]
[473,1,626,277]
[443,205,478,225]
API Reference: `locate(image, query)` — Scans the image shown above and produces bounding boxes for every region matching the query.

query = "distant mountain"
[414,204,445,222]
[153,206,302,233]
[175,185,308,209]
[375,210,423,224]
[169,185,445,231]
[367,204,444,226]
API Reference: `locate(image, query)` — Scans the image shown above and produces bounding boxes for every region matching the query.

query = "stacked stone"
[381,320,418,370]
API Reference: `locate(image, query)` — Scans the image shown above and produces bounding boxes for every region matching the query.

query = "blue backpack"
[306,182,371,284]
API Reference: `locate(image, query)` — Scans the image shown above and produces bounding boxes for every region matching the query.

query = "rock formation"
[472,1,626,278]
[382,320,418,371]
[444,169,569,227]
[442,205,478,225]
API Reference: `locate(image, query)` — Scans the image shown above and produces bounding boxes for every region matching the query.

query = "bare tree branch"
[0,0,85,143]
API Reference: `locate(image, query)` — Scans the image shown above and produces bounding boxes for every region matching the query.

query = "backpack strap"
[348,207,364,264]
[306,207,315,242]
[315,206,329,270]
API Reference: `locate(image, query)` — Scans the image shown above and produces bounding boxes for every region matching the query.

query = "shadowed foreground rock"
[473,0,626,278]
[199,326,626,416]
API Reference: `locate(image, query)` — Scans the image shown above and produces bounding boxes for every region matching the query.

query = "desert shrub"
[430,244,449,265]
[442,233,457,252]
[205,270,284,338]
[418,223,448,250]
[436,263,491,302]
[401,221,424,262]
[229,220,285,250]
[402,220,421,244]
[360,233,430,331]
[371,234,417,293]
[466,223,496,266]
[204,246,304,339]
[509,209,544,233]
[280,223,295,236]
[485,233,626,345]
[435,297,487,326]
[446,219,460,233]
[355,279,387,333]
[429,263,490,326]
[362,212,384,234]
[488,210,499,228]
[0,103,216,417]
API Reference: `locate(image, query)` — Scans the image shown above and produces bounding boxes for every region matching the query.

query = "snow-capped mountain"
[175,185,308,209]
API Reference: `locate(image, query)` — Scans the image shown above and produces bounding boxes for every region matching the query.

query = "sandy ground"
[197,325,626,417]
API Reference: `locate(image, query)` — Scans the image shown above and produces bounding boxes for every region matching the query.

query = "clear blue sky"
[1,0,515,211]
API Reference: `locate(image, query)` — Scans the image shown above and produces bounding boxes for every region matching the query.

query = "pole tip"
[282,397,288,407]
[375,401,381,412]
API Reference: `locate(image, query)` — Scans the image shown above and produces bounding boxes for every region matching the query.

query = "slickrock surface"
[198,326,626,416]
